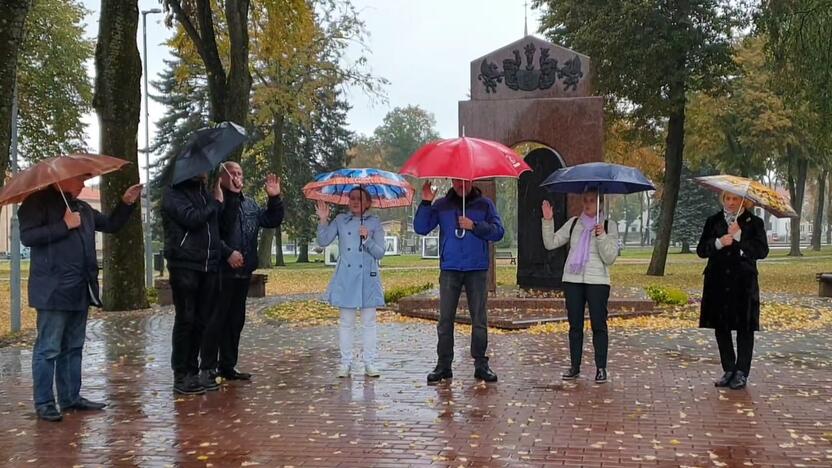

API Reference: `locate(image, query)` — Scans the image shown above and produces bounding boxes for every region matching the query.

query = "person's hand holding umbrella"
[64,208,81,230]
[213,178,224,204]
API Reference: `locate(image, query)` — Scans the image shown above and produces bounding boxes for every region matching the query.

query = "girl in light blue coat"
[315,187,385,378]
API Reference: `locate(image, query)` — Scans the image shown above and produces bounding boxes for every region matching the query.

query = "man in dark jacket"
[20,176,141,422]
[200,162,283,384]
[413,179,504,384]
[162,173,235,395]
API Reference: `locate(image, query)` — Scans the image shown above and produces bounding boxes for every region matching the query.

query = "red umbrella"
[0,153,130,207]
[400,136,531,238]
[400,136,530,180]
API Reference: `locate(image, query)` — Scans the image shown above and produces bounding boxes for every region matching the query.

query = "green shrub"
[146,287,158,305]
[645,285,689,305]
[385,282,433,304]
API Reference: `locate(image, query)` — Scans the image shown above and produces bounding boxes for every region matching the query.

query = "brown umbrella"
[0,153,130,207]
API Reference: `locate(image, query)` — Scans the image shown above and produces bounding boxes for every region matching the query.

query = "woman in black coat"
[696,191,769,390]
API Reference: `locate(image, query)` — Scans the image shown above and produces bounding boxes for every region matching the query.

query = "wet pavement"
[1,301,832,467]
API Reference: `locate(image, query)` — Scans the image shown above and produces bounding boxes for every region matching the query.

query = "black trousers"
[170,268,217,379]
[200,276,250,372]
[564,282,610,370]
[714,328,754,376]
[437,270,489,369]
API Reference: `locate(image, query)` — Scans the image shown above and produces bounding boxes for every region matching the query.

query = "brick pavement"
[1,304,831,467]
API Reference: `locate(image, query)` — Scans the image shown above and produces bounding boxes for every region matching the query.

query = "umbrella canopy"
[0,153,129,206]
[694,175,798,218]
[171,121,247,185]
[400,136,531,180]
[302,168,414,209]
[540,162,656,194]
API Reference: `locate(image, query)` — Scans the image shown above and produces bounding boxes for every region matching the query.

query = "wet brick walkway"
[1,302,832,467]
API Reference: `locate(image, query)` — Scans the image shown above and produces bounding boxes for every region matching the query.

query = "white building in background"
[0,187,103,256]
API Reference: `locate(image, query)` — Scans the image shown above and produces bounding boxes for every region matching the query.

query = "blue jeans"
[32,309,88,409]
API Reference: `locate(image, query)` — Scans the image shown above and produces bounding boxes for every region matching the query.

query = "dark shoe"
[220,369,251,381]
[36,404,62,422]
[174,375,206,395]
[63,397,107,411]
[427,367,453,384]
[199,370,221,391]
[562,368,580,380]
[729,370,747,389]
[594,368,608,384]
[714,371,734,387]
[474,366,498,383]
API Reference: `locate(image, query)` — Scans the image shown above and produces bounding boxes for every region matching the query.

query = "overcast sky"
[79,0,544,182]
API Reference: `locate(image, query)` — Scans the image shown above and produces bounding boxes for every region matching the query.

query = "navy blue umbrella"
[171,121,247,185]
[540,162,655,222]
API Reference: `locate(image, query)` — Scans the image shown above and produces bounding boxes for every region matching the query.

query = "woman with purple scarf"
[541,191,619,383]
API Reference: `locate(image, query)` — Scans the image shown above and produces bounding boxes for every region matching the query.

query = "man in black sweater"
[200,162,283,385]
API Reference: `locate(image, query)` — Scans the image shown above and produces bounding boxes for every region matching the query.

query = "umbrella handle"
[456,189,466,238]
[55,183,71,210]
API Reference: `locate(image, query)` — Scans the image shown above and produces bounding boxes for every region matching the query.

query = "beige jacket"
[542,216,619,285]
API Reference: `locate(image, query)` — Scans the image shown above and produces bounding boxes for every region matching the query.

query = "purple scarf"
[567,212,599,275]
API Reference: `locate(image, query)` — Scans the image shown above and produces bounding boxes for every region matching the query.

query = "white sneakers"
[337,363,381,378]
[337,364,351,378]
[364,363,381,378]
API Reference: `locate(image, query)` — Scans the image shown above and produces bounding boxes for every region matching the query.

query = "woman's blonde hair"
[720,191,754,210]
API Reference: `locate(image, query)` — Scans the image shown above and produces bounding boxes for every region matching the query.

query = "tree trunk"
[639,192,645,246]
[93,0,148,310]
[622,194,630,244]
[680,239,690,254]
[811,170,827,251]
[297,239,309,263]
[0,0,32,182]
[258,229,274,268]
[274,226,285,266]
[166,0,251,160]
[827,177,832,245]
[786,147,808,257]
[271,115,285,267]
[648,104,685,276]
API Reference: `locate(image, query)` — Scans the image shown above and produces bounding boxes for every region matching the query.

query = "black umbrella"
[171,121,247,185]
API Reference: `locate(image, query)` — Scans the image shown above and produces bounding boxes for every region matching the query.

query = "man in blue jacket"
[20,176,142,422]
[199,162,283,385]
[414,179,504,384]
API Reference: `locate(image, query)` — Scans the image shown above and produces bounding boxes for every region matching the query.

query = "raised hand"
[541,200,553,220]
[121,184,143,205]
[421,181,437,202]
[265,173,280,197]
[594,224,605,236]
[359,225,369,239]
[315,200,330,222]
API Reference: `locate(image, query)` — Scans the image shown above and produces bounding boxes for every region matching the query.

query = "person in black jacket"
[20,176,141,422]
[162,173,235,395]
[200,162,283,383]
[696,191,769,390]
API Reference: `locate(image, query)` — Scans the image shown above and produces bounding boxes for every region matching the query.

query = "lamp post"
[9,80,20,333]
[141,8,162,289]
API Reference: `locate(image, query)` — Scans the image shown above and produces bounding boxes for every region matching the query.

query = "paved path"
[1,301,831,467]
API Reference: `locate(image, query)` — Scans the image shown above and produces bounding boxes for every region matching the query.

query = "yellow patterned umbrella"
[694,175,798,218]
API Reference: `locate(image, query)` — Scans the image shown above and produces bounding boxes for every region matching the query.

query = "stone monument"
[458,35,604,290]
